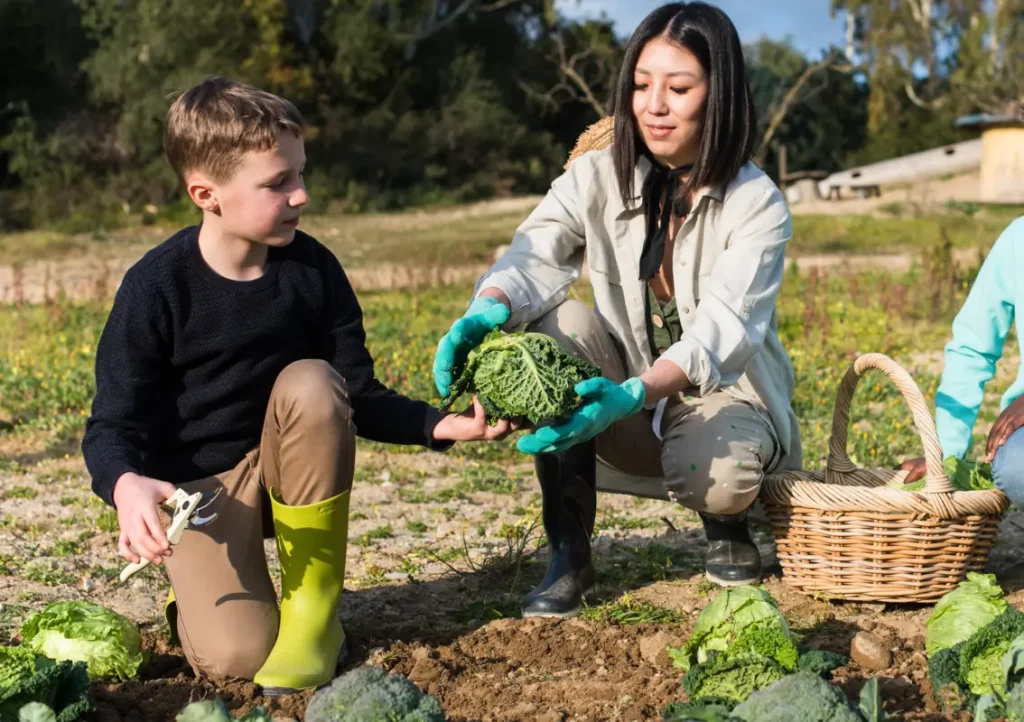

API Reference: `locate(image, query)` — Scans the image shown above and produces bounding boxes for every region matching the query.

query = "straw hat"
[565,115,615,169]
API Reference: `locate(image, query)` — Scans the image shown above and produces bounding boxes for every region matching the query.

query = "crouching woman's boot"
[698,509,761,586]
[521,439,597,618]
[254,488,350,695]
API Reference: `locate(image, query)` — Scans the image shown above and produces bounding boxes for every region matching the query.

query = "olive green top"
[645,282,683,360]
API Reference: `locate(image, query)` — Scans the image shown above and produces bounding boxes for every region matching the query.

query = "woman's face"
[632,36,709,169]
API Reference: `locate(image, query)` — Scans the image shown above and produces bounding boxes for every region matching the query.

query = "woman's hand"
[432,293,511,397]
[433,396,523,442]
[894,456,927,483]
[985,395,1024,462]
[517,377,645,454]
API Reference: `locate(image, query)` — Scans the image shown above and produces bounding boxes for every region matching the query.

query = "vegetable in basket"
[888,456,994,492]
[19,601,145,682]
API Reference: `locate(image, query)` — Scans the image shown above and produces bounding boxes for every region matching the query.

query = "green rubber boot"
[253,488,351,695]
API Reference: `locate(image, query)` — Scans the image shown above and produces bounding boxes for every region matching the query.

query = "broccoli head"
[439,331,600,425]
[305,666,445,722]
[730,671,864,722]
[960,608,1024,696]
[681,652,787,704]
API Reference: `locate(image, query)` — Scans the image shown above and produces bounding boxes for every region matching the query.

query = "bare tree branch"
[903,78,946,110]
[553,32,610,117]
[405,0,531,59]
[755,58,852,166]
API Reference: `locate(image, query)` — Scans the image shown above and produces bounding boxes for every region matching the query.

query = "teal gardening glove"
[516,377,646,455]
[433,296,511,397]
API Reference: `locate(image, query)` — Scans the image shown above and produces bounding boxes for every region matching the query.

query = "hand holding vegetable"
[433,396,523,443]
[112,472,177,566]
[517,377,645,455]
[433,294,511,397]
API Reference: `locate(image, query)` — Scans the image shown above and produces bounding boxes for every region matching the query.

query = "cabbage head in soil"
[439,331,601,426]
[19,601,145,682]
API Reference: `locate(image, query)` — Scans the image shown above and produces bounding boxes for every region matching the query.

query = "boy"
[898,216,1024,507]
[82,76,514,695]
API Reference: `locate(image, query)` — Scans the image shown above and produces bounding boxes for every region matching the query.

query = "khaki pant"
[159,360,355,680]
[528,301,779,515]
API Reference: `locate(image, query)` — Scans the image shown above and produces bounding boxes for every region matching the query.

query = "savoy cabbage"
[439,331,600,426]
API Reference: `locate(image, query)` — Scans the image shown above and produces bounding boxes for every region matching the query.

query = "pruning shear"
[119,488,221,583]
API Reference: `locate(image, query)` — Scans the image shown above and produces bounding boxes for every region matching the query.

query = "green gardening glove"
[433,296,511,397]
[516,377,646,454]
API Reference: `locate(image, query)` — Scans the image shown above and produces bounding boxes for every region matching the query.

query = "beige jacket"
[472,146,802,471]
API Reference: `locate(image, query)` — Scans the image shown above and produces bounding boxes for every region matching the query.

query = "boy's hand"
[986,395,1024,462]
[433,396,522,442]
[112,472,178,566]
[894,456,927,483]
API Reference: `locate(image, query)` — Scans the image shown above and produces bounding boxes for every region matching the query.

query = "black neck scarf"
[638,162,693,280]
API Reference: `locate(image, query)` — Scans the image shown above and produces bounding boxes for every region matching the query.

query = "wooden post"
[778,144,788,191]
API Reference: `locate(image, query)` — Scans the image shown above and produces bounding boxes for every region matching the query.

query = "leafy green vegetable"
[305,665,445,721]
[1003,681,1024,722]
[682,652,787,704]
[889,456,995,492]
[928,644,972,713]
[20,601,145,682]
[1002,631,1024,690]
[925,572,1008,657]
[960,609,1024,696]
[730,671,864,722]
[439,331,600,425]
[0,648,53,693]
[0,655,90,722]
[17,702,56,722]
[796,649,849,679]
[857,678,886,722]
[672,586,797,672]
[661,699,736,722]
[974,694,1003,722]
[175,697,272,721]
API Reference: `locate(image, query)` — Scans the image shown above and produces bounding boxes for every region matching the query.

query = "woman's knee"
[993,428,1024,505]
[662,445,763,515]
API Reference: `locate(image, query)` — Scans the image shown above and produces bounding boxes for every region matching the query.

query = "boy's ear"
[186,173,220,214]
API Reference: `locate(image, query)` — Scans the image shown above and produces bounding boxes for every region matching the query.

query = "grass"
[580,593,687,625]
[3,196,1021,269]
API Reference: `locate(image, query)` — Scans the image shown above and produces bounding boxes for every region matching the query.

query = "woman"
[433,1,801,617]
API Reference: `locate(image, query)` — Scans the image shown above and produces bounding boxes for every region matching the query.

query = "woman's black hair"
[612,1,756,210]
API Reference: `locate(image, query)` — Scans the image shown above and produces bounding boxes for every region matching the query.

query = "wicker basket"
[760,353,1011,603]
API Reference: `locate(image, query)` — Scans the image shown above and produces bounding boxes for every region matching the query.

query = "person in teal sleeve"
[899,216,1024,503]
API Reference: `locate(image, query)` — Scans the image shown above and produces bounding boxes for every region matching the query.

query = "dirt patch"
[88,634,312,722]
[382,617,685,722]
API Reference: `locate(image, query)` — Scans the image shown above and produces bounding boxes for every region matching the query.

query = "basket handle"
[826,353,954,494]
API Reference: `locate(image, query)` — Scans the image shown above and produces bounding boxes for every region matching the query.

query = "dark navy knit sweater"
[82,226,450,506]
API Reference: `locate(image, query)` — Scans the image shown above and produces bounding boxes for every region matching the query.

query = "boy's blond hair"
[164,77,304,184]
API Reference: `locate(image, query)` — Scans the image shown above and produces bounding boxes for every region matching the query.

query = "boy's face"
[194,131,308,247]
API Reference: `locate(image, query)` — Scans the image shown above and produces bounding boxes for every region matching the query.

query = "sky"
[555,0,849,59]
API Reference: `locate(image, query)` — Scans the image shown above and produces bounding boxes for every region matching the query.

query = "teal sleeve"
[935,220,1020,459]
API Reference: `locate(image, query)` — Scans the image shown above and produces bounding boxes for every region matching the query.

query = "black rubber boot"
[521,440,597,618]
[699,510,762,587]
